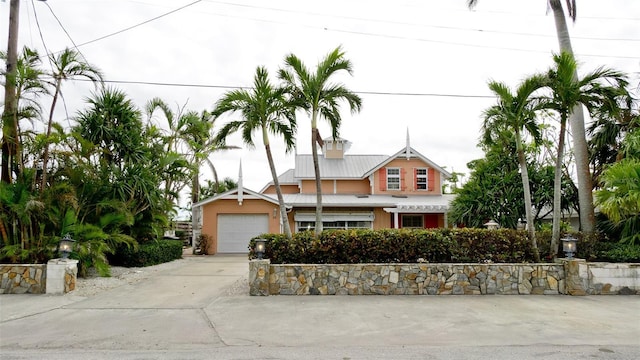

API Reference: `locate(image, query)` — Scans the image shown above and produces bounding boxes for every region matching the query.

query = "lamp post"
[58,234,75,259]
[561,234,578,259]
[254,238,266,260]
[484,220,499,230]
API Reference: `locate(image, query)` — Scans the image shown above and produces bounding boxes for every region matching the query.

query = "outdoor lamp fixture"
[255,238,266,260]
[484,220,499,230]
[59,233,75,259]
[561,234,578,259]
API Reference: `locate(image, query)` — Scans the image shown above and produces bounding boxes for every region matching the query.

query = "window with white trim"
[297,221,371,232]
[336,141,343,150]
[387,168,400,190]
[416,168,428,190]
[402,215,424,228]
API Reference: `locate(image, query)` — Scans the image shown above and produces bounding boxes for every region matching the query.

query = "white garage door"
[217,214,269,253]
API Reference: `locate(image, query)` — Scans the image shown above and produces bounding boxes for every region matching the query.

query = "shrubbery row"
[248,228,637,264]
[109,240,183,267]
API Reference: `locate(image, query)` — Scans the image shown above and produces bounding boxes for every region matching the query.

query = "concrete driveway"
[1,255,639,359]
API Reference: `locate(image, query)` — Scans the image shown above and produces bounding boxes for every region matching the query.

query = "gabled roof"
[193,187,280,208]
[259,168,296,193]
[362,147,452,179]
[294,154,388,179]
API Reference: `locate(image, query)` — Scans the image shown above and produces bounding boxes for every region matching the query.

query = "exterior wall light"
[561,234,578,259]
[484,220,499,230]
[59,234,75,259]
[255,238,266,260]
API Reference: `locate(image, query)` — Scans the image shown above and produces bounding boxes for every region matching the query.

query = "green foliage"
[249,229,534,264]
[596,158,640,244]
[109,240,182,267]
[597,243,640,263]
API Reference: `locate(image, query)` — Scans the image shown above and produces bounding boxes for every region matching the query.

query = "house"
[193,134,454,254]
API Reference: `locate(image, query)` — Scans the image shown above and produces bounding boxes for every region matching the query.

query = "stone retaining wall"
[0,264,46,294]
[250,260,640,296]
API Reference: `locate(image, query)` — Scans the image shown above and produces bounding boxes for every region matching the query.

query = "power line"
[204,0,640,43]
[74,0,204,48]
[74,78,496,98]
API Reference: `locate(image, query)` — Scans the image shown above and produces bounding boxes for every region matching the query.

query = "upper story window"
[326,142,333,150]
[336,141,343,150]
[416,168,428,190]
[387,168,400,190]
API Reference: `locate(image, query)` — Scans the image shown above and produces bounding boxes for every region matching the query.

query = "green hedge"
[248,228,534,264]
[109,240,183,267]
[247,229,634,264]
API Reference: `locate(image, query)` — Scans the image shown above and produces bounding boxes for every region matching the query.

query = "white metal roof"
[294,154,389,179]
[270,193,456,211]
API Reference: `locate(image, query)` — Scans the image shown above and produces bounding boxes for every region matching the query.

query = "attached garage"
[217,214,269,253]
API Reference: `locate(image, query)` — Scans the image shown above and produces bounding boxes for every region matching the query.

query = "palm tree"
[544,52,628,257]
[40,48,103,190]
[481,76,547,262]
[468,0,605,234]
[277,46,362,235]
[213,66,296,238]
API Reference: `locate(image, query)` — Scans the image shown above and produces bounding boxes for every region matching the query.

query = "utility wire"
[74,78,496,98]
[204,0,640,42]
[74,0,203,48]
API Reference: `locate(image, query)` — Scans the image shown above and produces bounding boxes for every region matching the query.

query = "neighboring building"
[193,134,454,254]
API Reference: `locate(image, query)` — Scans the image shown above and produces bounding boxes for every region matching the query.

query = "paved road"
[1,255,638,359]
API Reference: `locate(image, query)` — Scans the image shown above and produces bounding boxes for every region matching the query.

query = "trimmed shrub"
[110,240,183,267]
[250,228,534,264]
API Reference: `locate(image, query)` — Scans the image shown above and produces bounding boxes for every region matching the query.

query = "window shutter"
[413,168,417,191]
[428,168,435,191]
[401,168,407,191]
[379,168,386,191]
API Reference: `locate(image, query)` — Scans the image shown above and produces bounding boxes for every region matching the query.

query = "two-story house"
[193,135,454,254]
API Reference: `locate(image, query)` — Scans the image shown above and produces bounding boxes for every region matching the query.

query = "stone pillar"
[46,259,78,295]
[249,259,270,296]
[561,258,588,296]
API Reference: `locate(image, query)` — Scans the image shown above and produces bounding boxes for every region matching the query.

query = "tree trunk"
[264,140,292,239]
[311,113,323,236]
[1,0,20,184]
[516,133,540,262]
[551,115,567,258]
[550,0,595,233]
[40,80,62,191]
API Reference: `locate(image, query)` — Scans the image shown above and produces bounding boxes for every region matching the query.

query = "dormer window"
[387,168,400,190]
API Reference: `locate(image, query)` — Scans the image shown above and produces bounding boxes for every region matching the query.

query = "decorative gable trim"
[193,187,281,208]
[363,147,452,179]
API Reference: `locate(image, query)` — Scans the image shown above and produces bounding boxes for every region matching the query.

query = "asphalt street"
[1,255,638,359]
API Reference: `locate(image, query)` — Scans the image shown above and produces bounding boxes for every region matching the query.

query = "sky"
[1,0,639,205]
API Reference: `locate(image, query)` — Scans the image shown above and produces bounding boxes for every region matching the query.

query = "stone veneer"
[262,262,565,295]
[250,260,640,296]
[0,264,47,294]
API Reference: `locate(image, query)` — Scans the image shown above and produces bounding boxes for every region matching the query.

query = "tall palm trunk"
[40,80,62,191]
[1,0,20,184]
[516,131,540,262]
[550,0,595,233]
[311,111,323,236]
[551,114,568,256]
[264,137,292,239]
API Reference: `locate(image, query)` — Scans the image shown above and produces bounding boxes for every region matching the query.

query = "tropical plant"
[595,129,640,245]
[467,0,599,236]
[40,48,103,190]
[277,47,362,235]
[213,66,297,238]
[481,75,548,262]
[543,52,628,257]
